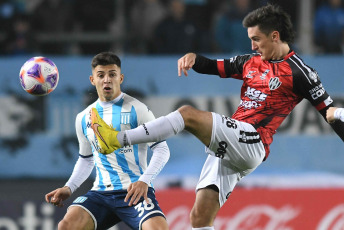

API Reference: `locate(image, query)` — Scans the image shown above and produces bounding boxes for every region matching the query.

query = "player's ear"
[120,73,124,84]
[89,75,95,86]
[271,31,279,41]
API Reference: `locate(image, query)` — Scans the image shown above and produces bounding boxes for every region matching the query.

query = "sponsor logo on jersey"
[239,100,262,109]
[269,77,282,90]
[239,130,261,144]
[120,112,131,124]
[309,84,325,100]
[118,147,133,154]
[245,87,268,102]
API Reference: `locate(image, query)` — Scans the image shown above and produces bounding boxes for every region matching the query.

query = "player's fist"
[326,107,338,123]
[45,186,72,207]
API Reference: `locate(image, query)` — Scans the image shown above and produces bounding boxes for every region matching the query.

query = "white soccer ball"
[19,56,59,96]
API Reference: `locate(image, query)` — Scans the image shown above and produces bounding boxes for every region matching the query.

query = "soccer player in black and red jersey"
[91,4,344,230]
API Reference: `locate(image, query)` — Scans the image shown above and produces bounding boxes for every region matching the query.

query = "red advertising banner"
[156,188,344,230]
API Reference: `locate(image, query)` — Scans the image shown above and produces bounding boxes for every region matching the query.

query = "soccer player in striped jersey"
[91,4,344,230]
[45,52,170,230]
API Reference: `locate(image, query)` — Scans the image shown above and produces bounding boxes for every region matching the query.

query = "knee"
[190,206,211,228]
[177,105,198,125]
[58,219,71,230]
[178,105,195,116]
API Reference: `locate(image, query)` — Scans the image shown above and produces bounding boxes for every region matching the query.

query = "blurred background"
[1,0,344,229]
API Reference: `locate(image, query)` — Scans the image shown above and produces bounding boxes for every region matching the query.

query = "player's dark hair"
[242,4,295,44]
[91,52,121,69]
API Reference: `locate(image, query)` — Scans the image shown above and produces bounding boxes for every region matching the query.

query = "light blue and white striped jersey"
[75,92,155,191]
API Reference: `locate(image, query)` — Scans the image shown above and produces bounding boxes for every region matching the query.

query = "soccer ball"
[19,56,59,96]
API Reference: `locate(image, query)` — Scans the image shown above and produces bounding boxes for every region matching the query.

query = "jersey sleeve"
[292,67,333,111]
[193,54,253,80]
[292,65,344,141]
[75,112,93,157]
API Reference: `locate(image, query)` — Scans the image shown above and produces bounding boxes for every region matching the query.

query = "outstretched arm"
[178,53,219,76]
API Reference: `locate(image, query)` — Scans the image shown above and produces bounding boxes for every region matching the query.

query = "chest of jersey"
[241,60,297,105]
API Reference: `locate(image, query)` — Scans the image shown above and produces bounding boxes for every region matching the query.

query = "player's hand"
[124,181,149,207]
[45,186,72,208]
[178,53,196,77]
[326,107,338,123]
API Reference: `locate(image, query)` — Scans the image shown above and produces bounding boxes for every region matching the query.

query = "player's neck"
[272,43,290,60]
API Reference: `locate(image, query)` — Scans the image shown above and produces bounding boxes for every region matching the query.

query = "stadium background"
[1,0,344,229]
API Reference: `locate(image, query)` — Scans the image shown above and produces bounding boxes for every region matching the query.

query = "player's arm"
[45,113,95,207]
[293,69,344,141]
[46,156,94,207]
[125,141,170,206]
[64,112,95,192]
[180,53,253,78]
[318,106,344,140]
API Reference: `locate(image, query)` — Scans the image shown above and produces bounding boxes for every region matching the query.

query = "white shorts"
[196,113,265,207]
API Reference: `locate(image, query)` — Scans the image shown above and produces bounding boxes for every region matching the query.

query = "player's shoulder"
[287,53,320,84]
[123,93,149,110]
[76,100,97,121]
[123,93,154,120]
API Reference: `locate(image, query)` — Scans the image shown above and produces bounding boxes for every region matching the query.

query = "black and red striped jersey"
[193,51,341,159]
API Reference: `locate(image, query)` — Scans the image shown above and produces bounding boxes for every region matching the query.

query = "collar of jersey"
[268,49,294,63]
[98,92,124,108]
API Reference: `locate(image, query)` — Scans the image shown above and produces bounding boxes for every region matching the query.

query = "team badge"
[309,71,319,83]
[269,77,282,90]
[73,196,88,203]
[121,112,131,124]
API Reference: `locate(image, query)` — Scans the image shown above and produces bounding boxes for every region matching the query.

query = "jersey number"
[134,198,154,217]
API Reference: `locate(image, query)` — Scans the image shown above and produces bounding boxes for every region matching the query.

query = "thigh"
[115,188,166,230]
[70,192,121,230]
[196,155,241,207]
[207,113,265,170]
[178,105,213,147]
[61,206,95,230]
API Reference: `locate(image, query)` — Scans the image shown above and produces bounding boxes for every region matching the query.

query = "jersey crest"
[268,77,282,90]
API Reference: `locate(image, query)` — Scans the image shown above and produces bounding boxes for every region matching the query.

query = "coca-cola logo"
[317,204,344,230]
[165,204,344,230]
[166,205,300,230]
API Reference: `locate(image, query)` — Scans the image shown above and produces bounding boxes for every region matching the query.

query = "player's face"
[90,64,124,102]
[248,25,277,61]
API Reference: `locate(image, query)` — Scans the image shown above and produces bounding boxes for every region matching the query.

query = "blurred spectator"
[214,0,252,54]
[31,0,74,54]
[4,13,35,55]
[183,0,219,53]
[314,0,344,54]
[0,0,17,54]
[73,0,116,54]
[151,0,197,54]
[128,0,167,54]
